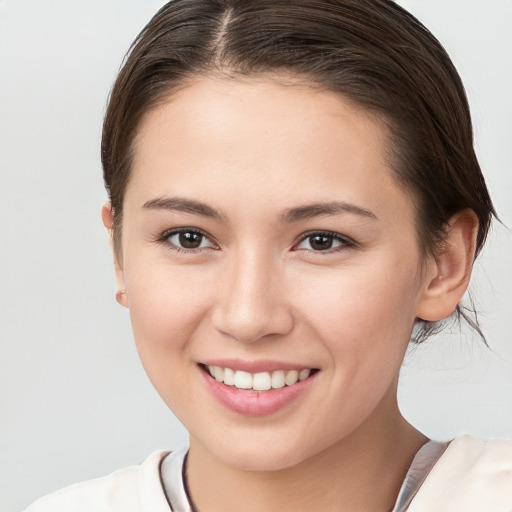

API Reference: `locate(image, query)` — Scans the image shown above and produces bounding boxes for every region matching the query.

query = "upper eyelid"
[157,227,218,247]
[294,230,355,245]
[160,226,211,238]
[162,226,204,235]
[155,227,354,249]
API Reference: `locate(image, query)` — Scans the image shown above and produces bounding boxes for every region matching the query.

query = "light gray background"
[0,1,510,511]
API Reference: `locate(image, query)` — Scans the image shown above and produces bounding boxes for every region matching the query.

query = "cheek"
[122,255,216,394]
[292,257,419,373]
[125,251,214,332]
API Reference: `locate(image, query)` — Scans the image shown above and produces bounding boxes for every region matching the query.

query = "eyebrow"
[142,197,377,223]
[280,201,378,223]
[142,197,223,219]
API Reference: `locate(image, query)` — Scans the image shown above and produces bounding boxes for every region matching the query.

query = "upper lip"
[201,358,316,374]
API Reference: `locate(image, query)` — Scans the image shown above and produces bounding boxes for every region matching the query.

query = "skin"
[103,76,477,511]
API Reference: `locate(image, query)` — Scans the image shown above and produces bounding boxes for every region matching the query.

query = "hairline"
[112,70,435,267]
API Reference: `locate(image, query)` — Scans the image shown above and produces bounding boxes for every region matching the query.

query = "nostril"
[211,305,295,343]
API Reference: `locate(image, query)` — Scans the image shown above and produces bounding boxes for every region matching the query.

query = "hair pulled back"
[102,0,496,341]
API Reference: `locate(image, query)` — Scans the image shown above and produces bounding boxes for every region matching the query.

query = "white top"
[391,439,448,511]
[159,441,448,511]
[24,435,512,512]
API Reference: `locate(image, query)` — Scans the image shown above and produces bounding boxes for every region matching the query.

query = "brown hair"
[102,0,496,341]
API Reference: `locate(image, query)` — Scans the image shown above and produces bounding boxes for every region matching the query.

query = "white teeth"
[252,372,272,391]
[284,370,299,386]
[205,365,312,391]
[271,370,285,389]
[234,370,253,389]
[223,367,235,386]
[299,369,310,381]
[213,366,224,382]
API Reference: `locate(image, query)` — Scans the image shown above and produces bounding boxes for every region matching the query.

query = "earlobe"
[101,202,129,308]
[101,201,114,231]
[116,289,127,306]
[416,209,479,322]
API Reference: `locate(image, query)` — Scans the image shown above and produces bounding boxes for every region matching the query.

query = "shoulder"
[409,434,512,512]
[24,451,171,512]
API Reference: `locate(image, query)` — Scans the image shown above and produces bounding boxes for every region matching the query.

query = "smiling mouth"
[201,364,319,392]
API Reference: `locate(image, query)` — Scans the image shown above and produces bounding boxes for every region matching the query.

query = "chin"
[224,448,306,472]
[199,430,330,473]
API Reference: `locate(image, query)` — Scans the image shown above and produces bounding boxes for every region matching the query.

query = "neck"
[186,395,427,512]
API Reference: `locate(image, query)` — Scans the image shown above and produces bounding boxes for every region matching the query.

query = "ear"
[416,209,479,322]
[101,202,128,308]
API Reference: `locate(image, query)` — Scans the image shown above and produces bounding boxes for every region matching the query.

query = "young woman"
[25,1,512,510]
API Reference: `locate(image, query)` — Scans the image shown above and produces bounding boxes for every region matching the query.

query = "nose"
[211,250,294,343]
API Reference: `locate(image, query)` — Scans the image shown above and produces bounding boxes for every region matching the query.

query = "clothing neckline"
[391,439,448,511]
[160,439,448,512]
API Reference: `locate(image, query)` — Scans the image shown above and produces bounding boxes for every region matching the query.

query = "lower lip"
[199,367,317,417]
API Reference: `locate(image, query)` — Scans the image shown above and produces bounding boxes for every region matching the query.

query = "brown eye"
[295,231,353,252]
[309,235,334,251]
[179,231,203,249]
[166,229,216,251]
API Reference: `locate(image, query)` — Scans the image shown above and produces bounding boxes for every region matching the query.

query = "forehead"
[134,75,387,162]
[128,76,413,222]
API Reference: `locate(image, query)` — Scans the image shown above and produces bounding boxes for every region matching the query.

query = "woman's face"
[115,77,434,471]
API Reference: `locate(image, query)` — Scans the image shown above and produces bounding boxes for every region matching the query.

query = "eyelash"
[293,230,356,254]
[156,227,218,253]
[156,228,356,254]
